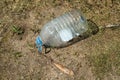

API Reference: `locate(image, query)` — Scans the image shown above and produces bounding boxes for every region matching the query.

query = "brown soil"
[0,0,120,80]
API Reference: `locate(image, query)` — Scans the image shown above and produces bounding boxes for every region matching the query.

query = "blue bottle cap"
[35,36,43,53]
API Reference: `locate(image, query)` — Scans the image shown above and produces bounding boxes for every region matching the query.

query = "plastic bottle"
[36,9,99,52]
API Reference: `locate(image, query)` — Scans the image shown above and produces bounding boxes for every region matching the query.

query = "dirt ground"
[0,0,120,80]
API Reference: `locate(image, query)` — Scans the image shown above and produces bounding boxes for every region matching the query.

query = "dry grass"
[0,0,120,80]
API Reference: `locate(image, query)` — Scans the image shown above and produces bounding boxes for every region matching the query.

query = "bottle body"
[39,10,88,48]
[36,9,99,52]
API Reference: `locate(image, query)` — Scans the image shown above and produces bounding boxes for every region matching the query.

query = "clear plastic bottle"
[36,9,98,52]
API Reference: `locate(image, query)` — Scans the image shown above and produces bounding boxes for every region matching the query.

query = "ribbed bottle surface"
[40,10,88,47]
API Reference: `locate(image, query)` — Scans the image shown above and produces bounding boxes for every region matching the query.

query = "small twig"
[39,53,74,76]
[105,24,120,28]
[99,24,120,30]
[53,62,74,76]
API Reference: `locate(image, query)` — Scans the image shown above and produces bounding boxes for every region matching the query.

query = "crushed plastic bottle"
[36,9,99,52]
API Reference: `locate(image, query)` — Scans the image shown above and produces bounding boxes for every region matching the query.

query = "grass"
[13,51,22,59]
[0,0,120,80]
[87,42,120,79]
[88,53,111,79]
[11,25,24,35]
